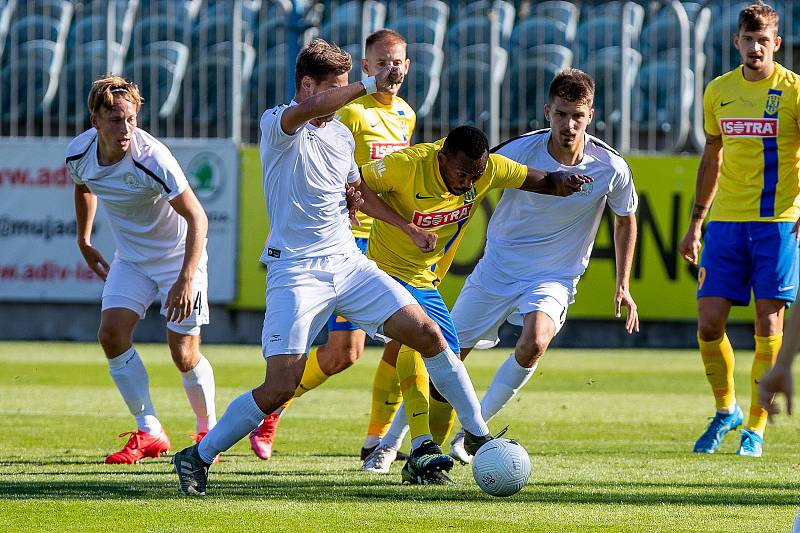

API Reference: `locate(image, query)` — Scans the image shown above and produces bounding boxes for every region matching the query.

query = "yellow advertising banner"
[235,149,756,321]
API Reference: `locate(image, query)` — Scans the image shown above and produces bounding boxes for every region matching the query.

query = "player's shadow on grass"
[2,478,799,505]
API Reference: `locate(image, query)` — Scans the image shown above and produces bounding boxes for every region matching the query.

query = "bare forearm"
[356,180,412,234]
[284,82,367,133]
[74,185,96,246]
[614,214,637,289]
[775,306,800,370]
[179,213,208,281]
[690,140,722,229]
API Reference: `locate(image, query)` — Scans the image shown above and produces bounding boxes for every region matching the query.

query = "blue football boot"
[693,404,744,453]
[736,428,763,457]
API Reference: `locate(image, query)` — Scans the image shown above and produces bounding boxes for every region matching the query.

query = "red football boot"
[191,432,220,464]
[249,413,281,460]
[105,429,171,464]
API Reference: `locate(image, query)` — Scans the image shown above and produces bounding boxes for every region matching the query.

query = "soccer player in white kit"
[446,69,640,463]
[68,76,216,464]
[172,39,494,496]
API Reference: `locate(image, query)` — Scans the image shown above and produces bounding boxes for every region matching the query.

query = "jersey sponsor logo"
[719,118,777,137]
[267,247,281,258]
[370,142,408,160]
[412,204,473,228]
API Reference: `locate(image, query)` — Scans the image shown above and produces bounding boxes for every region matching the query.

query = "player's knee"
[697,320,725,342]
[97,325,130,356]
[330,345,361,373]
[417,319,445,354]
[515,335,550,365]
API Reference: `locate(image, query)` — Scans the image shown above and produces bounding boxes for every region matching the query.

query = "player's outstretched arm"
[352,176,437,252]
[613,213,639,333]
[678,133,722,265]
[280,65,404,135]
[74,183,110,281]
[759,302,800,418]
[519,167,591,196]
[166,188,209,323]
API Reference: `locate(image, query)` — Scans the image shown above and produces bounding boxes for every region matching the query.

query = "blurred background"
[0,0,789,347]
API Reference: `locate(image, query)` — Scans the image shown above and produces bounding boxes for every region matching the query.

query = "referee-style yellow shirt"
[361,139,527,288]
[336,95,416,239]
[703,63,800,222]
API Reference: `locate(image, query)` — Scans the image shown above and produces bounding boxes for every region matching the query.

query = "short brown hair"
[738,1,779,33]
[548,68,595,107]
[365,29,406,52]
[87,75,143,115]
[295,38,352,91]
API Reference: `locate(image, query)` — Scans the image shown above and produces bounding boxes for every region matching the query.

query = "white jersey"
[66,127,190,265]
[259,103,361,263]
[481,130,638,282]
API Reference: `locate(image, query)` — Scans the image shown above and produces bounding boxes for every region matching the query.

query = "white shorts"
[101,254,210,336]
[452,268,575,350]
[261,252,417,358]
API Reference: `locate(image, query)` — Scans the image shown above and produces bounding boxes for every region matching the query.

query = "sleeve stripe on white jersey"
[133,159,172,194]
[588,136,621,157]
[65,135,97,163]
[490,129,549,154]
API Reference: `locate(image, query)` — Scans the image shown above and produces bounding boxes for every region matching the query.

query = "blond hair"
[87,75,143,115]
[295,38,352,91]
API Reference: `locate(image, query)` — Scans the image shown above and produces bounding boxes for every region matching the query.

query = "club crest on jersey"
[765,93,781,115]
[720,118,777,137]
[123,173,141,189]
[413,204,473,228]
[463,187,477,203]
[576,182,593,196]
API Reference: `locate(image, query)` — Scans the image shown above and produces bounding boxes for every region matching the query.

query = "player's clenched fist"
[375,65,404,93]
[406,223,437,253]
[345,184,364,227]
[545,170,592,196]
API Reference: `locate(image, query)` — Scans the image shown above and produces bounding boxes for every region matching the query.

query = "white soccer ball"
[472,437,531,497]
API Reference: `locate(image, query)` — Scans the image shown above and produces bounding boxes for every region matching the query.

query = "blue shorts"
[697,221,799,306]
[389,277,460,354]
[327,237,370,333]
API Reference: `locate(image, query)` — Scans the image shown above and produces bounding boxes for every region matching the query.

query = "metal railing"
[1,0,798,153]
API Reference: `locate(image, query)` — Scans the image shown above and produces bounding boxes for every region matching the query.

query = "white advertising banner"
[0,137,238,303]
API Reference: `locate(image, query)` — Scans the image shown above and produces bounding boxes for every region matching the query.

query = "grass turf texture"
[1,341,798,532]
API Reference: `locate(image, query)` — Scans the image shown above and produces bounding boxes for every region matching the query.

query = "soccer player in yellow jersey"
[360,125,589,483]
[247,29,415,461]
[679,2,800,458]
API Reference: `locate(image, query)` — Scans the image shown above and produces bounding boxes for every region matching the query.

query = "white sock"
[717,403,736,415]
[181,355,217,433]
[197,391,265,464]
[108,346,161,434]
[363,435,381,449]
[381,403,409,450]
[480,352,536,421]
[423,347,489,437]
[411,434,433,450]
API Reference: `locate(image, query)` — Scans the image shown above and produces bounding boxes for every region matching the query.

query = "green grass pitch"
[1,341,798,532]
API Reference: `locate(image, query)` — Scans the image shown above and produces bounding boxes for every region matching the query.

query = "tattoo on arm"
[691,202,709,220]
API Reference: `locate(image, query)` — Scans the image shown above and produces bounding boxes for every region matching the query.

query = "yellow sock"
[366,359,403,437]
[275,346,329,414]
[698,333,736,411]
[396,345,431,442]
[748,334,782,433]
[429,397,455,445]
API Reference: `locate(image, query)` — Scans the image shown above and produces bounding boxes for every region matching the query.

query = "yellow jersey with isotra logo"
[703,62,800,222]
[361,139,527,288]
